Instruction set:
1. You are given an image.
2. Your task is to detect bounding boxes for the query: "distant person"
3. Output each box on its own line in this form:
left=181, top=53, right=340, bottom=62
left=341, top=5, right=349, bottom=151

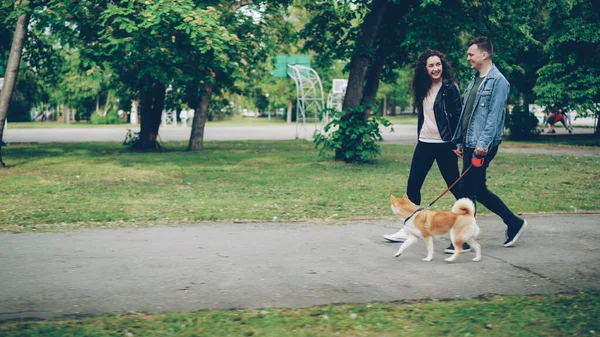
left=542, top=109, right=556, bottom=133
left=553, top=109, right=572, bottom=133
left=450, top=36, right=528, bottom=254
left=383, top=49, right=462, bottom=243
left=564, top=109, right=574, bottom=132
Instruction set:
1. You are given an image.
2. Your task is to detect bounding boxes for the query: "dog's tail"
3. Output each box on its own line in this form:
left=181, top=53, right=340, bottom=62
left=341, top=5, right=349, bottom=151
left=451, top=198, right=475, bottom=216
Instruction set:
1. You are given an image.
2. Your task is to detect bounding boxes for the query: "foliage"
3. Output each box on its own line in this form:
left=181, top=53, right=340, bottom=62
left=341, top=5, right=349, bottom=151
left=314, top=105, right=393, bottom=163
left=506, top=105, right=540, bottom=140
left=533, top=0, right=600, bottom=134
left=89, top=109, right=123, bottom=125
left=123, top=128, right=140, bottom=147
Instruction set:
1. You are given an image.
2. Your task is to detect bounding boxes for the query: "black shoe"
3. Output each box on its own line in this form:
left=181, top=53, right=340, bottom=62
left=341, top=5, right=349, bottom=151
left=444, top=243, right=472, bottom=254
left=504, top=219, right=528, bottom=247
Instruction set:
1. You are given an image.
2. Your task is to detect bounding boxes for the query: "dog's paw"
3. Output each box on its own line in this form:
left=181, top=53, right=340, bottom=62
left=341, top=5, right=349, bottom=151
left=472, top=257, right=481, bottom=262
left=444, top=257, right=456, bottom=263
left=394, top=253, right=401, bottom=258
left=422, top=257, right=433, bottom=262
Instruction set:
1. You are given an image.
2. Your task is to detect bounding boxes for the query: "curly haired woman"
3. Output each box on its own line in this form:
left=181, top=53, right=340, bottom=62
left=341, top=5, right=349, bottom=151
left=384, top=49, right=463, bottom=243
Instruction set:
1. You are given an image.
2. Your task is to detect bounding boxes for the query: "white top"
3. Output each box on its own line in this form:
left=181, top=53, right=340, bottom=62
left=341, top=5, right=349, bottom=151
left=419, top=82, right=446, bottom=143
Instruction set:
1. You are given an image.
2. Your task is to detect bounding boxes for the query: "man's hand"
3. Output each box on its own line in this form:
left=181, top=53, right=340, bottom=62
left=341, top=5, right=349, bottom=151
left=474, top=147, right=488, bottom=156
left=453, top=147, right=464, bottom=159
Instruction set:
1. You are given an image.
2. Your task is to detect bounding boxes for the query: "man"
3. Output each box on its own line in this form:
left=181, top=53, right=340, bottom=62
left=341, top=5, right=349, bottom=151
left=449, top=36, right=527, bottom=254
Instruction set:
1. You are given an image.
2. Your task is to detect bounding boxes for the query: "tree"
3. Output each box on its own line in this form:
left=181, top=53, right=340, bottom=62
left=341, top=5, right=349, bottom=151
left=534, top=0, right=600, bottom=136
left=0, top=0, right=30, bottom=168
left=305, top=0, right=546, bottom=161
left=186, top=1, right=293, bottom=151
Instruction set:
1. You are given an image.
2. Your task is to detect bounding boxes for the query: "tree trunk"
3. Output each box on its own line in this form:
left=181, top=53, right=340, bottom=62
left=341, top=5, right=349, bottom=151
left=102, top=91, right=111, bottom=117
left=188, top=82, right=214, bottom=151
left=361, top=43, right=389, bottom=118
left=287, top=99, right=293, bottom=124
left=65, top=105, right=71, bottom=125
left=96, top=95, right=100, bottom=115
left=0, top=6, right=29, bottom=168
left=522, top=92, right=530, bottom=114
left=130, top=99, right=139, bottom=124
left=137, top=79, right=165, bottom=150
left=342, top=0, right=388, bottom=112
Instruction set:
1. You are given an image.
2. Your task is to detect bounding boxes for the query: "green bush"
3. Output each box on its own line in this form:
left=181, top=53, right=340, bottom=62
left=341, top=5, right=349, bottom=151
left=314, top=104, right=393, bottom=163
left=106, top=109, right=122, bottom=124
left=506, top=106, right=540, bottom=140
left=90, top=113, right=108, bottom=124
left=7, top=100, right=31, bottom=122
left=90, top=109, right=123, bottom=125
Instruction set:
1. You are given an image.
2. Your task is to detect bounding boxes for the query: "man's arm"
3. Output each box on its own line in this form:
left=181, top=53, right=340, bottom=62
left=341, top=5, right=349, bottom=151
left=475, top=78, right=509, bottom=151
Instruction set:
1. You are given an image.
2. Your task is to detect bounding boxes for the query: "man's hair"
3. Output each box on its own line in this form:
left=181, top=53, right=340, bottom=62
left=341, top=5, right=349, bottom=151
left=468, top=36, right=493, bottom=59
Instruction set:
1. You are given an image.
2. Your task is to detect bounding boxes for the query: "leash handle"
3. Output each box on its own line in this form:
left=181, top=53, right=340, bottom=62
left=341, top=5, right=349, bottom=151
left=471, top=153, right=485, bottom=168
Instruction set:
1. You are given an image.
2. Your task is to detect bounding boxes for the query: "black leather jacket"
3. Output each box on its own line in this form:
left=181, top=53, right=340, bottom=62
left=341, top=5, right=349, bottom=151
left=416, top=79, right=461, bottom=142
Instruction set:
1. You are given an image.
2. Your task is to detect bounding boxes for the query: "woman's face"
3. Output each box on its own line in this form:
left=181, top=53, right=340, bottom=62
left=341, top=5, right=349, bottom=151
left=426, top=56, right=443, bottom=82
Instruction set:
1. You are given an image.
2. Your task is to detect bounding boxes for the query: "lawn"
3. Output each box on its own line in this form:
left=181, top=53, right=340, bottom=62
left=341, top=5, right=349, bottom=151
left=1, top=290, right=598, bottom=336
left=6, top=114, right=420, bottom=129
left=0, top=140, right=598, bottom=232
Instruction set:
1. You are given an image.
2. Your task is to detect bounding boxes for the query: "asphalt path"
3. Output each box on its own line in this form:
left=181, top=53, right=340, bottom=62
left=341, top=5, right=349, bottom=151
left=1, top=214, right=599, bottom=321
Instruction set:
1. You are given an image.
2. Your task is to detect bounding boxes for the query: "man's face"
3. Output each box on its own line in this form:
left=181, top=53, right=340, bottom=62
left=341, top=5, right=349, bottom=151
left=467, top=44, right=486, bottom=71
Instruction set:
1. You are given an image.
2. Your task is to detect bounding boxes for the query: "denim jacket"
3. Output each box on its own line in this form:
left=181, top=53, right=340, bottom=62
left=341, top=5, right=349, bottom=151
left=452, top=65, right=509, bottom=150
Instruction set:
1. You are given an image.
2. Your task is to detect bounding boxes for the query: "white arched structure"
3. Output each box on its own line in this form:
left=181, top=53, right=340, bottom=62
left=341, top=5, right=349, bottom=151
left=287, top=65, right=324, bottom=138
left=326, top=79, right=348, bottom=125
left=161, top=109, right=177, bottom=127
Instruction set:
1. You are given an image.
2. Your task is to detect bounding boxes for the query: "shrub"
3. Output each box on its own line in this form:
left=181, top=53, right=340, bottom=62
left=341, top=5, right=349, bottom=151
left=506, top=105, right=540, bottom=140
left=90, top=113, right=108, bottom=124
left=313, top=104, right=393, bottom=163
left=90, top=109, right=123, bottom=125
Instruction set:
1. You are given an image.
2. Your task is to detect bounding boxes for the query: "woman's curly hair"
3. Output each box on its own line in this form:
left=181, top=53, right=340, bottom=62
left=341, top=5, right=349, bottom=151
left=412, top=49, right=457, bottom=107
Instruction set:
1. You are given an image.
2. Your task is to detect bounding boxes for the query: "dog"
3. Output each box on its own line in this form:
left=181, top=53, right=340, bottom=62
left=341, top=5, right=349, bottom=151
left=390, top=194, right=481, bottom=262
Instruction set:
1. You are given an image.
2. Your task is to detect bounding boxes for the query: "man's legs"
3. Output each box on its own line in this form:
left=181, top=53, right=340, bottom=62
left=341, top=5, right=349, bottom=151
left=458, top=147, right=527, bottom=246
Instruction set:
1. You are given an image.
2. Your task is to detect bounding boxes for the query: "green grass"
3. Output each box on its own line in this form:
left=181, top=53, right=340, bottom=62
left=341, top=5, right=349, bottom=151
left=504, top=134, right=600, bottom=147
left=1, top=140, right=598, bottom=232
left=386, top=114, right=419, bottom=125
left=6, top=121, right=131, bottom=128
left=7, top=114, right=419, bottom=129
left=1, top=289, right=598, bottom=336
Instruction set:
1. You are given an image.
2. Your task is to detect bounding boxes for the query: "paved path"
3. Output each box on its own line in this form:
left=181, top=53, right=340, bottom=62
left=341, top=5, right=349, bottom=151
left=1, top=214, right=599, bottom=321
left=5, top=124, right=599, bottom=157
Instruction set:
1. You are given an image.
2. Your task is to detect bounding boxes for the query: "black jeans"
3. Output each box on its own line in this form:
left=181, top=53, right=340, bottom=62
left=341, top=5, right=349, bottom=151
left=458, top=146, right=521, bottom=227
left=406, top=141, right=460, bottom=205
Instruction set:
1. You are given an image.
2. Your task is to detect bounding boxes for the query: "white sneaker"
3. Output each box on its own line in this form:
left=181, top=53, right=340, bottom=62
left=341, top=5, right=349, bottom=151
left=383, top=228, right=408, bottom=242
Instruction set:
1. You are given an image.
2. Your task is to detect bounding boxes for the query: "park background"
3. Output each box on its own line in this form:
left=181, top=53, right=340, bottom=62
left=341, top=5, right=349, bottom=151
left=0, top=1, right=599, bottom=336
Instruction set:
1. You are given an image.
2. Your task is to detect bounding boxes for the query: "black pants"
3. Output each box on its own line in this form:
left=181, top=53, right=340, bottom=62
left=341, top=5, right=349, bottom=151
left=458, top=146, right=520, bottom=227
left=406, top=141, right=460, bottom=205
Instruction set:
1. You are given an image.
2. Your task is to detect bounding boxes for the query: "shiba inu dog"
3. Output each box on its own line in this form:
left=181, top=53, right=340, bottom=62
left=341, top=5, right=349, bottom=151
left=390, top=194, right=481, bottom=262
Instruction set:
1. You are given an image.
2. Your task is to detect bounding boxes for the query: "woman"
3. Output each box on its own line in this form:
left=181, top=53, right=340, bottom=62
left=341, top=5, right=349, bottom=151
left=384, top=49, right=462, bottom=242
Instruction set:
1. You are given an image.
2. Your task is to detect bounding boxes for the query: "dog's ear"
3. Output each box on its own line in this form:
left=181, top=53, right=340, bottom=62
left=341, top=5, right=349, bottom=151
left=402, top=193, right=409, bottom=200
left=390, top=195, right=396, bottom=202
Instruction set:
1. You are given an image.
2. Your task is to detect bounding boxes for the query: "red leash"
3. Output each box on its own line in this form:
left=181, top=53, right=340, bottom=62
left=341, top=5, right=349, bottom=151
left=425, top=154, right=485, bottom=208
left=426, top=164, right=472, bottom=208
left=403, top=155, right=484, bottom=224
